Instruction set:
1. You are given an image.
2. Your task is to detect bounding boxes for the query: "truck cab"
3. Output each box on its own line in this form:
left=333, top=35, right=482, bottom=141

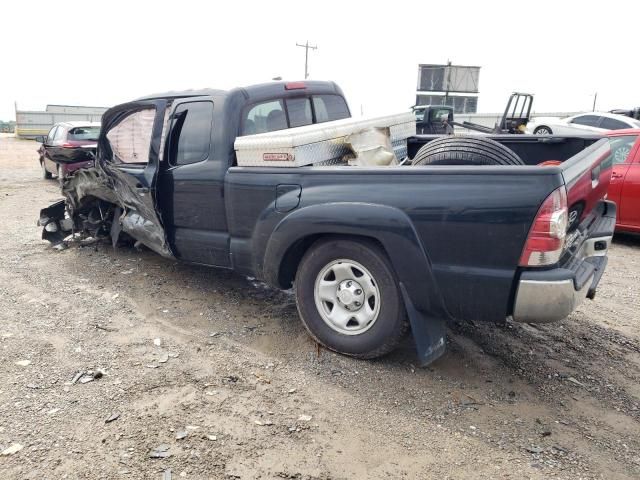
left=87, top=81, right=351, bottom=261
left=412, top=105, right=454, bottom=134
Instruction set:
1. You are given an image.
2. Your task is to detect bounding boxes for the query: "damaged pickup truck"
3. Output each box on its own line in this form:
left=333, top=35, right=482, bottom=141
left=39, top=80, right=616, bottom=366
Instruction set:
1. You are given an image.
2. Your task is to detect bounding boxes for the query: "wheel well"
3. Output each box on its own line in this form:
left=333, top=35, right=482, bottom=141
left=277, top=233, right=387, bottom=289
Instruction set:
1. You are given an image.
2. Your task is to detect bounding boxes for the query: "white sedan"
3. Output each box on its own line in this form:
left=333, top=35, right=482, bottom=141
left=526, top=112, right=640, bottom=135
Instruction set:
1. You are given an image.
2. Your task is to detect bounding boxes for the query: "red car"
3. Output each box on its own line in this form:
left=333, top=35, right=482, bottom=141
left=36, top=122, right=100, bottom=184
left=607, top=129, right=640, bottom=233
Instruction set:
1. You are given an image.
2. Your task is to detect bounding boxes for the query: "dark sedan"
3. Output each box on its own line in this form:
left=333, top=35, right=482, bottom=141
left=36, top=122, right=100, bottom=183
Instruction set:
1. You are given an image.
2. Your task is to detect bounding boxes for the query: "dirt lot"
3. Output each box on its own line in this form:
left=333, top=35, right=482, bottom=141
left=1, top=133, right=639, bottom=479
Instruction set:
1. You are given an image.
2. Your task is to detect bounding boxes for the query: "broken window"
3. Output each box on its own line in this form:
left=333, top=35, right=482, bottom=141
left=106, top=108, right=156, bottom=164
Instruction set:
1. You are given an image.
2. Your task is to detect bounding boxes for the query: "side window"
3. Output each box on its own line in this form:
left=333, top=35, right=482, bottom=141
left=106, top=108, right=156, bottom=164
left=46, top=126, right=58, bottom=143
left=600, top=117, right=630, bottom=131
left=286, top=97, right=312, bottom=128
left=242, top=100, right=286, bottom=135
left=169, top=101, right=214, bottom=166
left=53, top=126, right=66, bottom=143
left=570, top=115, right=600, bottom=127
left=312, top=95, right=350, bottom=123
left=607, top=135, right=638, bottom=166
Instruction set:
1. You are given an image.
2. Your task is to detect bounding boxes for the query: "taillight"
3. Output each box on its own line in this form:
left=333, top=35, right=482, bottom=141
left=61, top=143, right=77, bottom=148
left=285, top=82, right=306, bottom=90
left=519, top=187, right=568, bottom=266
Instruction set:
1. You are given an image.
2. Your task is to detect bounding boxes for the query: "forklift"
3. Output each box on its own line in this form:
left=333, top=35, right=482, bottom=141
left=413, top=92, right=534, bottom=135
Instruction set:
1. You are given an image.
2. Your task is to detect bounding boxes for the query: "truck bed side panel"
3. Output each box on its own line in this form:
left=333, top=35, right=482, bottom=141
left=225, top=167, right=563, bottom=322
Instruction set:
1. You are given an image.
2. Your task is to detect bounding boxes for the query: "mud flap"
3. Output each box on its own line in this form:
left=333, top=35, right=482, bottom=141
left=400, top=283, right=447, bottom=367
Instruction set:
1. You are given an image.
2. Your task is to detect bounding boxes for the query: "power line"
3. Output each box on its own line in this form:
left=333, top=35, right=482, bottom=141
left=296, top=41, right=317, bottom=79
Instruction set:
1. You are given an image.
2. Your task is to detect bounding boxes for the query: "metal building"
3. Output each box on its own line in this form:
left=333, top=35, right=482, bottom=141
left=15, top=104, right=108, bottom=138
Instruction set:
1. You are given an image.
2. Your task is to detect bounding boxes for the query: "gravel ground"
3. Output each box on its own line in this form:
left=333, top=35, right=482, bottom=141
left=1, top=133, right=639, bottom=479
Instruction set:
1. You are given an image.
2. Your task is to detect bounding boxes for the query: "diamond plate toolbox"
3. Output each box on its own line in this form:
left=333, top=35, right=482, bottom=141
left=234, top=112, right=416, bottom=167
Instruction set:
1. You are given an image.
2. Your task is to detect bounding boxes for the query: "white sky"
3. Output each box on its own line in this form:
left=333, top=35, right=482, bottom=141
left=1, top=0, right=639, bottom=121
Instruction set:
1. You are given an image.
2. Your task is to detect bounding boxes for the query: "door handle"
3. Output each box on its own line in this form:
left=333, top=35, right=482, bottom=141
left=611, top=173, right=624, bottom=179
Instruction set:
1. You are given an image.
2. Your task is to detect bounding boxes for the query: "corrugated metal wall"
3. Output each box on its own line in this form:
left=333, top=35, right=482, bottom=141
left=15, top=105, right=108, bottom=138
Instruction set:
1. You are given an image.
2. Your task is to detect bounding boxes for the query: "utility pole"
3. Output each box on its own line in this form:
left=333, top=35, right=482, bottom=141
left=592, top=92, right=598, bottom=112
left=444, top=60, right=452, bottom=107
left=296, top=41, right=317, bottom=79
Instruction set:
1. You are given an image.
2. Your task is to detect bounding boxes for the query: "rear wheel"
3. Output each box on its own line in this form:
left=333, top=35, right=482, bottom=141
left=534, top=126, right=553, bottom=135
left=40, top=158, right=52, bottom=179
left=412, top=136, right=524, bottom=166
left=295, top=238, right=407, bottom=359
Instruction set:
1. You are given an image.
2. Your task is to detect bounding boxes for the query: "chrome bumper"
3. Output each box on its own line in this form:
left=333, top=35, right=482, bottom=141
left=512, top=235, right=612, bottom=323
left=513, top=276, right=592, bottom=323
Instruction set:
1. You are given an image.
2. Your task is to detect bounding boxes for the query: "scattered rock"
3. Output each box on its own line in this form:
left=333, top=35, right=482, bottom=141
left=176, top=430, right=188, bottom=440
left=149, top=444, right=171, bottom=459
left=15, top=360, right=31, bottom=367
left=206, top=435, right=218, bottom=441
left=1, top=443, right=24, bottom=455
left=105, top=413, right=120, bottom=423
left=163, top=468, right=172, bottom=480
left=297, top=414, right=312, bottom=422
left=158, top=353, right=169, bottom=364
left=154, top=338, right=162, bottom=347
left=567, top=377, right=586, bottom=388
left=526, top=445, right=544, bottom=454
left=71, top=371, right=84, bottom=384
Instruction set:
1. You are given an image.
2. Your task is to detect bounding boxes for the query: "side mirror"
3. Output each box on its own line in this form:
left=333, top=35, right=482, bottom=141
left=34, top=136, right=45, bottom=144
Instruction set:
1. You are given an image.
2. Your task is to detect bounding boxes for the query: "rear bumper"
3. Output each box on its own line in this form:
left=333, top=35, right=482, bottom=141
left=512, top=201, right=615, bottom=323
left=60, top=160, right=94, bottom=175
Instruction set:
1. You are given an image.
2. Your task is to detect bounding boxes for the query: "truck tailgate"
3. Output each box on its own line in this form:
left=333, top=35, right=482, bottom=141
left=560, top=138, right=611, bottom=232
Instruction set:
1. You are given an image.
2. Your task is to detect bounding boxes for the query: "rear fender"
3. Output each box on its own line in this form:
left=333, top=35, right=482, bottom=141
left=263, top=202, right=450, bottom=320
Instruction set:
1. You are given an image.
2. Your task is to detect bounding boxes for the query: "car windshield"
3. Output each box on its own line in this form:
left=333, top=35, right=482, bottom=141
left=68, top=126, right=100, bottom=141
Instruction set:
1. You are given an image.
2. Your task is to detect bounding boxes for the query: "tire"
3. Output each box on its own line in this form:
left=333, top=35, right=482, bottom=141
left=295, top=238, right=407, bottom=359
left=40, top=158, right=52, bottom=179
left=412, top=136, right=524, bottom=166
left=534, top=126, right=553, bottom=135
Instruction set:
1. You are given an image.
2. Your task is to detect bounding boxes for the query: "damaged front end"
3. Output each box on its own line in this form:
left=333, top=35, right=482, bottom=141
left=38, top=99, right=173, bottom=258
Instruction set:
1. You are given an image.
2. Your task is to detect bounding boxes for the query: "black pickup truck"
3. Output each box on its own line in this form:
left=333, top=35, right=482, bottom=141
left=39, top=81, right=616, bottom=365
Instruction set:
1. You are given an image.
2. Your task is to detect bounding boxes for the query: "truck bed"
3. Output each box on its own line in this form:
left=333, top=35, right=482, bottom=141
left=226, top=136, right=612, bottom=323
left=407, top=134, right=602, bottom=165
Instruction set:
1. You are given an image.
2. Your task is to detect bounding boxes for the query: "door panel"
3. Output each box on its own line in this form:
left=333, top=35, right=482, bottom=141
left=99, top=99, right=171, bottom=256
left=606, top=135, right=639, bottom=229
left=619, top=164, right=640, bottom=228
left=157, top=99, right=231, bottom=267
left=609, top=164, right=629, bottom=207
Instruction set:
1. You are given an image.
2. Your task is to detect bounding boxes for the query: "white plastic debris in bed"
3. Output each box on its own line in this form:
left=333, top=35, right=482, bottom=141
left=234, top=111, right=416, bottom=167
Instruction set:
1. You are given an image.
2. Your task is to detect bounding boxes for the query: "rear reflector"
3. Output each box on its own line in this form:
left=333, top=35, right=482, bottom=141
left=285, top=82, right=306, bottom=90
left=519, top=187, right=568, bottom=266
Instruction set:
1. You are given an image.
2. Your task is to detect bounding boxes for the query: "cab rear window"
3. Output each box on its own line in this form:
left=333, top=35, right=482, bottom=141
left=241, top=94, right=350, bottom=136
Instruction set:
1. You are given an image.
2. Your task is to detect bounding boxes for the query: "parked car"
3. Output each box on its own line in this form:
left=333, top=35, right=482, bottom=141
left=38, top=81, right=614, bottom=366
left=35, top=122, right=100, bottom=183
left=527, top=112, right=640, bottom=135
left=606, top=129, right=640, bottom=233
